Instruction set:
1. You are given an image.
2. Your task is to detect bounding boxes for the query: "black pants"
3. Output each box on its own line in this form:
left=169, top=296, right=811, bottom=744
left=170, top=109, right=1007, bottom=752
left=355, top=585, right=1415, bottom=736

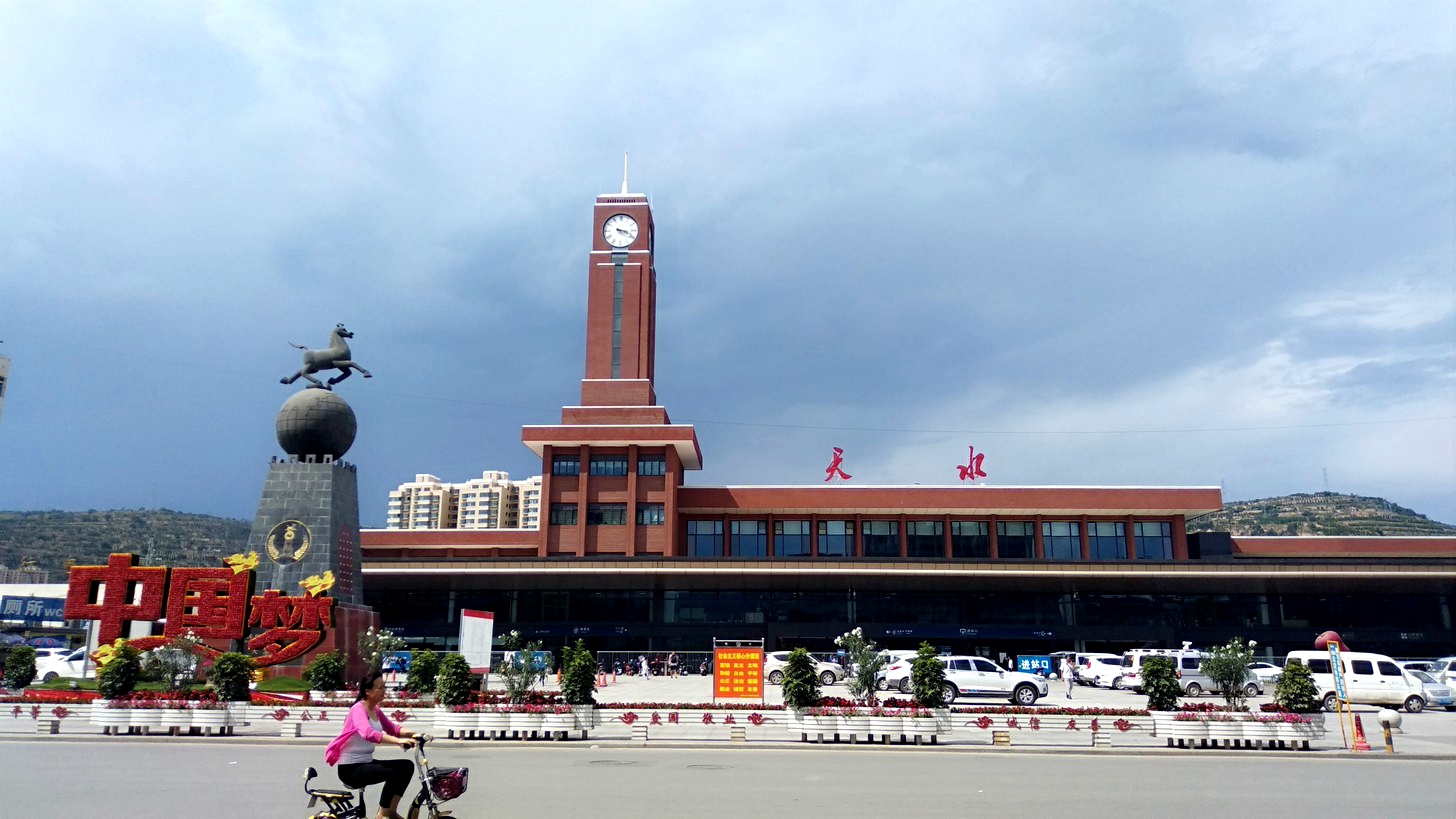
left=338, top=758, right=413, bottom=809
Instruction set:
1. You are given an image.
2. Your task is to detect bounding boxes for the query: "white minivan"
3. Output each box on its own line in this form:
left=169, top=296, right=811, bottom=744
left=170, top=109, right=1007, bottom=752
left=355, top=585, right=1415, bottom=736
left=1285, top=650, right=1428, bottom=713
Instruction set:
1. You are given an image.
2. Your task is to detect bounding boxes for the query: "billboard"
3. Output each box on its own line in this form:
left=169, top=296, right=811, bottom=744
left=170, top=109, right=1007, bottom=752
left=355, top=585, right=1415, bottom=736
left=459, top=609, right=495, bottom=674
left=0, top=596, right=66, bottom=624
left=713, top=647, right=764, bottom=700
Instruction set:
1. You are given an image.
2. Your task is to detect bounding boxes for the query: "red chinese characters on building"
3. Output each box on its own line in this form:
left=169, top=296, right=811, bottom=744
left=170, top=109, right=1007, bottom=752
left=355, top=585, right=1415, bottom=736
left=824, top=447, right=852, bottom=482
left=63, top=554, right=168, bottom=644
left=956, top=445, right=987, bottom=482
left=247, top=589, right=336, bottom=665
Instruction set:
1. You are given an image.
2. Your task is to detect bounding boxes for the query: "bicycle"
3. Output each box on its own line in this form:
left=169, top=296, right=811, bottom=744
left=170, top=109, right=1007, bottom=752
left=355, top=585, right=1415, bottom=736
left=304, top=734, right=469, bottom=819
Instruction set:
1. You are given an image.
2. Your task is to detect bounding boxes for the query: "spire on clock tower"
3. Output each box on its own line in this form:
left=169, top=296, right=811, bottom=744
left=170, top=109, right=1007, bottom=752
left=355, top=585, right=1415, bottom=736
left=621, top=152, right=629, bottom=195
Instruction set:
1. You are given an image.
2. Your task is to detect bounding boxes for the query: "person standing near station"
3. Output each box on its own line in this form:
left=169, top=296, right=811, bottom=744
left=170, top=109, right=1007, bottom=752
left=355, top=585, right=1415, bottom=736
left=667, top=651, right=680, bottom=678
left=1060, top=655, right=1075, bottom=699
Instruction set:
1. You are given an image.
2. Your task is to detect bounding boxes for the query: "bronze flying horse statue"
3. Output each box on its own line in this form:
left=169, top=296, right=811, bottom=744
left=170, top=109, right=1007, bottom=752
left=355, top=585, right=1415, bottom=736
left=280, top=323, right=373, bottom=390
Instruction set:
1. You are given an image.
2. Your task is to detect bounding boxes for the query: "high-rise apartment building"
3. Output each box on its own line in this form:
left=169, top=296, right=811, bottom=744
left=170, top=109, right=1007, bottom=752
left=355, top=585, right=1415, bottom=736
left=385, top=471, right=542, bottom=530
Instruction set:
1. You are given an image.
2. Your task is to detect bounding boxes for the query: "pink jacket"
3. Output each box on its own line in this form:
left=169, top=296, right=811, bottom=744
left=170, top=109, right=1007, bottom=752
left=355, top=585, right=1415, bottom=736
left=324, top=701, right=401, bottom=766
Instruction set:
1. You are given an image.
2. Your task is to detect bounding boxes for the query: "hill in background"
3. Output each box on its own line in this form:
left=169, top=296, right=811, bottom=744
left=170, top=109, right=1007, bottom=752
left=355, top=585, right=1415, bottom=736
left=0, top=509, right=250, bottom=580
left=1187, top=492, right=1456, bottom=537
left=0, top=492, right=1450, bottom=579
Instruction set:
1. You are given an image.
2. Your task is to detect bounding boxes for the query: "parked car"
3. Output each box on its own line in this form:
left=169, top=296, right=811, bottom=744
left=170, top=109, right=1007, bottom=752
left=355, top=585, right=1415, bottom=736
left=36, top=648, right=91, bottom=682
left=1077, top=655, right=1125, bottom=687
left=917, top=655, right=1049, bottom=705
left=873, top=650, right=919, bottom=690
left=880, top=657, right=917, bottom=692
left=763, top=651, right=844, bottom=686
left=1247, top=661, right=1284, bottom=684
left=1286, top=650, right=1429, bottom=712
left=1431, top=656, right=1456, bottom=686
left=1408, top=670, right=1456, bottom=711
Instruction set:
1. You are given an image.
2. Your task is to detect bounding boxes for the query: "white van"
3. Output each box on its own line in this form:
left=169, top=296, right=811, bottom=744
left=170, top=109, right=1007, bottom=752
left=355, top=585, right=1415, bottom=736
left=1285, top=650, right=1429, bottom=713
left=1120, top=646, right=1210, bottom=695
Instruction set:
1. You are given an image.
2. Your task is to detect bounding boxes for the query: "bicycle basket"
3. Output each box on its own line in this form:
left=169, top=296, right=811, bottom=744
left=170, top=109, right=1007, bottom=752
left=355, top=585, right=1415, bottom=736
left=427, top=766, right=469, bottom=802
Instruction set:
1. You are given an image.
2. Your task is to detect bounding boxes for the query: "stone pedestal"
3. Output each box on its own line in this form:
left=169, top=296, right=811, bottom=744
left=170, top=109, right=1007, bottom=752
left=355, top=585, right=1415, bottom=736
left=246, top=457, right=363, bottom=605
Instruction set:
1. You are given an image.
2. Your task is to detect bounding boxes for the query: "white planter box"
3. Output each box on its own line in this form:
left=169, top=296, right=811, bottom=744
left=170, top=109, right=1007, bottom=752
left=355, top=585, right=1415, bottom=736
left=91, top=702, right=130, bottom=735
left=129, top=709, right=162, bottom=734
left=542, top=712, right=574, bottom=737
left=477, top=710, right=511, bottom=736
left=509, top=712, right=544, bottom=738
left=433, top=707, right=476, bottom=739
left=159, top=708, right=193, bottom=733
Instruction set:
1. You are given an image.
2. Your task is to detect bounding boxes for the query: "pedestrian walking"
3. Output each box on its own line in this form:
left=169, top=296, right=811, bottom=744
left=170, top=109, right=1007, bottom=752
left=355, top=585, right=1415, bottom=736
left=639, top=654, right=650, bottom=679
left=1060, top=655, right=1075, bottom=699
left=668, top=651, right=680, bottom=678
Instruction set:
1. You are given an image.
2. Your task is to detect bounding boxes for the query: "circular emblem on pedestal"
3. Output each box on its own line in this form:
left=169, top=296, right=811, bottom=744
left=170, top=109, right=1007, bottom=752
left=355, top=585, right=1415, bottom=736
left=265, top=520, right=313, bottom=565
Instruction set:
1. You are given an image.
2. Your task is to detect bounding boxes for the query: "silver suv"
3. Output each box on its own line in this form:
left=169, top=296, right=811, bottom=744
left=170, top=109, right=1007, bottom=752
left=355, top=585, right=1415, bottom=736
left=902, top=655, right=1049, bottom=705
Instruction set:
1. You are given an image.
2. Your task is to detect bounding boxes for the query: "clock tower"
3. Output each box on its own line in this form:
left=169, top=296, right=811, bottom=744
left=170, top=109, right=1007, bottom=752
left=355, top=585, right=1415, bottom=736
left=522, top=177, right=701, bottom=557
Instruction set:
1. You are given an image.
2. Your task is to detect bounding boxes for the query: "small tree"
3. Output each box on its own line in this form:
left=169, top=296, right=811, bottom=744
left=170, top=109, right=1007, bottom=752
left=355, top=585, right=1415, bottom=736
left=1141, top=656, right=1181, bottom=711
left=834, top=627, right=886, bottom=703
left=403, top=650, right=440, bottom=695
left=781, top=648, right=822, bottom=710
left=1275, top=659, right=1321, bottom=713
left=497, top=630, right=550, bottom=704
left=3, top=645, right=37, bottom=689
left=910, top=642, right=947, bottom=708
left=435, top=653, right=474, bottom=707
left=209, top=652, right=257, bottom=701
left=560, top=640, right=598, bottom=706
left=97, top=641, right=143, bottom=699
left=304, top=650, right=347, bottom=692
left=144, top=631, right=202, bottom=690
left=1202, top=637, right=1257, bottom=709
left=357, top=626, right=406, bottom=673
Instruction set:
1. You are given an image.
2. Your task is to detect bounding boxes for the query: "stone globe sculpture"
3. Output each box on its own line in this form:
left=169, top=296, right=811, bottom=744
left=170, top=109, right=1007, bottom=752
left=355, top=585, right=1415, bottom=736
left=276, top=389, right=357, bottom=460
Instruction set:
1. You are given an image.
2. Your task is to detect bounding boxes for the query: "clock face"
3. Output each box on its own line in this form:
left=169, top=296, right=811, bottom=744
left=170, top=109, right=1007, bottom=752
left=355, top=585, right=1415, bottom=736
left=603, top=214, right=639, bottom=247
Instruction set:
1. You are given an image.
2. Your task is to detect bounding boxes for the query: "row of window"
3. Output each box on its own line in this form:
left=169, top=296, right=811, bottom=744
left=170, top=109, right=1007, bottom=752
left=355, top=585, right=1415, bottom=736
left=685, top=519, right=1173, bottom=560
left=551, top=456, right=667, bottom=477
left=550, top=503, right=665, bottom=526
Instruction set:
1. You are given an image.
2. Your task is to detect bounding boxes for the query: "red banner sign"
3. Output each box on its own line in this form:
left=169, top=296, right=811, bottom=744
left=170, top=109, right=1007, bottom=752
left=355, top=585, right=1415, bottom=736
left=713, top=647, right=764, bottom=700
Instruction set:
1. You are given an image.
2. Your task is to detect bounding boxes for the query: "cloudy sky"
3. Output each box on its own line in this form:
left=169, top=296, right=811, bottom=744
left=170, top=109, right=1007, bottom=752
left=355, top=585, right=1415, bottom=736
left=1, top=1, right=1452, bottom=528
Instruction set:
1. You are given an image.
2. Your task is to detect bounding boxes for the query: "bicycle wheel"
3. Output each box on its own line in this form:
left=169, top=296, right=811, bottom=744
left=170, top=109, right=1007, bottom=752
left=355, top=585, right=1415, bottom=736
left=406, top=791, right=437, bottom=819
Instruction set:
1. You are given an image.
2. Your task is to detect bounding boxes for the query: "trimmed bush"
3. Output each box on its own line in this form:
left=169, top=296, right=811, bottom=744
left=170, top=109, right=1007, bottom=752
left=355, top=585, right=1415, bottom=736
left=910, top=642, right=947, bottom=708
left=435, top=653, right=474, bottom=707
left=304, top=650, right=346, bottom=692
left=403, top=650, right=440, bottom=695
left=1275, top=659, right=1321, bottom=713
left=3, top=645, right=37, bottom=689
left=1141, top=656, right=1181, bottom=711
left=560, top=640, right=598, bottom=706
left=209, top=652, right=257, bottom=701
left=781, top=648, right=822, bottom=710
left=97, top=642, right=143, bottom=699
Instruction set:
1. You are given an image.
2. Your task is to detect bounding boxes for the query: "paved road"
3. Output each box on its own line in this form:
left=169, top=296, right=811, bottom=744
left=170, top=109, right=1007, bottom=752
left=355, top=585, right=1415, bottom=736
left=6, top=738, right=1453, bottom=817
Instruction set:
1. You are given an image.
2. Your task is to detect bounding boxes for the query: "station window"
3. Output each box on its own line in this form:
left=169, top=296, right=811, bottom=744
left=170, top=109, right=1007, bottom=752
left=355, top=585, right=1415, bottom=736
left=818, top=520, right=853, bottom=557
left=637, top=457, right=667, bottom=476
left=551, top=456, right=580, bottom=476
left=587, top=504, right=627, bottom=525
left=548, top=503, right=577, bottom=526
left=862, top=520, right=899, bottom=557
left=1089, top=521, right=1126, bottom=560
left=996, top=521, right=1035, bottom=559
left=1134, top=521, right=1173, bottom=560
left=774, top=520, right=811, bottom=557
left=1042, top=521, right=1081, bottom=560
left=687, top=520, right=723, bottom=557
left=951, top=521, right=990, bottom=558
left=636, top=504, right=665, bottom=525
left=906, top=521, right=943, bottom=558
left=730, top=520, right=768, bottom=558
left=589, top=457, right=628, bottom=476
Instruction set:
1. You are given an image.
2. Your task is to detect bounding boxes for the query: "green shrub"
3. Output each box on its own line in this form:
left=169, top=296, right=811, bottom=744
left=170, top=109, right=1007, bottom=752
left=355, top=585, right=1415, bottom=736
left=1275, top=659, right=1321, bottom=713
left=560, top=640, right=598, bottom=706
left=257, top=675, right=311, bottom=692
left=435, top=653, right=474, bottom=707
left=498, top=630, right=550, bottom=704
left=781, top=648, right=821, bottom=710
left=1202, top=637, right=1257, bottom=709
left=304, top=650, right=347, bottom=692
left=1142, top=656, right=1181, bottom=711
left=209, top=652, right=256, bottom=701
left=403, top=650, right=440, bottom=695
left=910, top=642, right=947, bottom=708
left=97, top=642, right=143, bottom=699
left=3, top=645, right=37, bottom=689
left=834, top=627, right=886, bottom=703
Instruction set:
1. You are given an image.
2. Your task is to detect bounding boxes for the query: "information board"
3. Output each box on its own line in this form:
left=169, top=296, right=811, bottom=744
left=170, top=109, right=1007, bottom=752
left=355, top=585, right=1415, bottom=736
left=1329, top=642, right=1347, bottom=701
left=1017, top=655, right=1052, bottom=676
left=713, top=647, right=764, bottom=700
left=0, top=596, right=66, bottom=624
left=459, top=609, right=495, bottom=674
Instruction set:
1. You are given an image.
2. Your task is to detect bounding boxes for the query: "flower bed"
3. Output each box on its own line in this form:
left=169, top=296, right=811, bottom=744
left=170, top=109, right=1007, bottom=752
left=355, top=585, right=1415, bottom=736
left=1155, top=709, right=1326, bottom=749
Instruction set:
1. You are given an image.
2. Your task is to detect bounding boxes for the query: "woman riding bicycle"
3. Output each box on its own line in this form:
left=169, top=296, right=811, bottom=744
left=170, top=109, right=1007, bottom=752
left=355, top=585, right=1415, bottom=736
left=324, top=671, right=422, bottom=819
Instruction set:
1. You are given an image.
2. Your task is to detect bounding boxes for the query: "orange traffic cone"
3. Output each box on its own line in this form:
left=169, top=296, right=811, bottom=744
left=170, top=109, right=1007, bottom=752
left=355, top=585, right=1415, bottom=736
left=1352, top=715, right=1372, bottom=752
